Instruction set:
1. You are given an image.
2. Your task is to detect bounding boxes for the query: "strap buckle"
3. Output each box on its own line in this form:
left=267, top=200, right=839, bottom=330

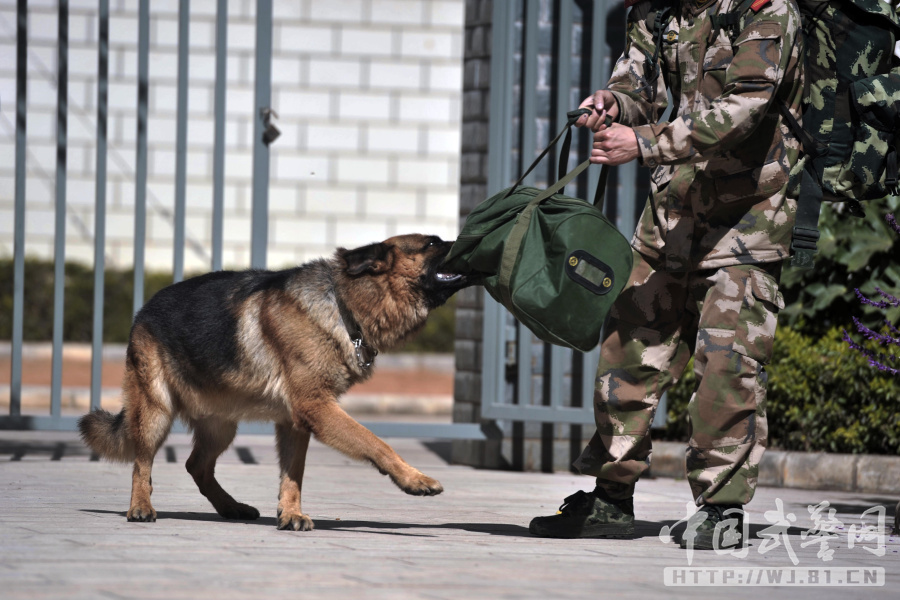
left=790, top=226, right=820, bottom=269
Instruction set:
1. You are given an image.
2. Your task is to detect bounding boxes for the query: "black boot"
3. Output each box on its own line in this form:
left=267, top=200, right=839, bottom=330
left=679, top=504, right=745, bottom=550
left=529, top=488, right=635, bottom=539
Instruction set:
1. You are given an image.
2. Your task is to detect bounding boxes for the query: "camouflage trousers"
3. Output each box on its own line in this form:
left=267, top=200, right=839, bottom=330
left=573, top=250, right=785, bottom=506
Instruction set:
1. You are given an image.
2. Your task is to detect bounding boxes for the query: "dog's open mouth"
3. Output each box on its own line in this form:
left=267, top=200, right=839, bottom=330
left=435, top=272, right=463, bottom=283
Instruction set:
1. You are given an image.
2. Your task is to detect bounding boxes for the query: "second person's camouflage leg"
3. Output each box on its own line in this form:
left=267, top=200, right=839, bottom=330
left=685, top=264, right=783, bottom=506
left=574, top=250, right=695, bottom=500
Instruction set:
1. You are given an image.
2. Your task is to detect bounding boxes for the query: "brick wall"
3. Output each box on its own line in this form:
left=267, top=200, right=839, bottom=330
left=0, top=0, right=464, bottom=271
left=451, top=0, right=497, bottom=468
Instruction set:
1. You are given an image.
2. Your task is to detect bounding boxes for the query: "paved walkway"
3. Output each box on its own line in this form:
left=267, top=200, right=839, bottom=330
left=1, top=430, right=898, bottom=599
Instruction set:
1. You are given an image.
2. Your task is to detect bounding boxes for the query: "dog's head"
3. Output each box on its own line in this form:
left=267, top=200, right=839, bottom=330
left=337, top=234, right=471, bottom=309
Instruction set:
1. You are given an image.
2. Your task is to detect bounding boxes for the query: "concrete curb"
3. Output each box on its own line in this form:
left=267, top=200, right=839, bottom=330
left=650, top=440, right=900, bottom=495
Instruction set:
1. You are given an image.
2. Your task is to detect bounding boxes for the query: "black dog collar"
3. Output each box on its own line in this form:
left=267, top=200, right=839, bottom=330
left=335, top=293, right=378, bottom=370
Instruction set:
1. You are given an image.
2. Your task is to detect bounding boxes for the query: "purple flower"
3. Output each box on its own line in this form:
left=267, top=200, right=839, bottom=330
left=843, top=214, right=900, bottom=377
left=887, top=213, right=899, bottom=236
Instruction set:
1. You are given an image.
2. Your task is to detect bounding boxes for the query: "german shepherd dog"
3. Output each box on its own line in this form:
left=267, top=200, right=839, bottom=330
left=79, top=234, right=469, bottom=531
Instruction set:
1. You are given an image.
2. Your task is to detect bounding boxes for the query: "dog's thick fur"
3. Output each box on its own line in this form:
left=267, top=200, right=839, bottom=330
left=79, top=234, right=468, bottom=531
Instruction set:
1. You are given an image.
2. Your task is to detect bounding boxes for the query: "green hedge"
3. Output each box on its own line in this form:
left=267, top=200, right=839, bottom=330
left=660, top=326, right=900, bottom=454
left=0, top=259, right=173, bottom=344
left=0, top=258, right=455, bottom=352
left=779, top=198, right=900, bottom=336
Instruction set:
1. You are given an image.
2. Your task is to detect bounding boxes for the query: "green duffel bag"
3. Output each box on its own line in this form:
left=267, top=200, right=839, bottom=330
left=444, top=110, right=634, bottom=352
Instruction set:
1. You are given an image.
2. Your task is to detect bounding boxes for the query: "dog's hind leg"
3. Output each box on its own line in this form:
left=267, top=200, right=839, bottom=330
left=186, top=417, right=260, bottom=520
left=124, top=368, right=175, bottom=522
left=274, top=422, right=314, bottom=531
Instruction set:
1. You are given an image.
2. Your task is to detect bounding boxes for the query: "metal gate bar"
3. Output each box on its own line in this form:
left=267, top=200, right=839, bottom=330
left=89, top=0, right=109, bottom=412
left=251, top=0, right=273, bottom=270
left=133, top=0, right=150, bottom=317
left=515, top=0, right=539, bottom=410
left=211, top=0, right=228, bottom=272
left=11, top=0, right=27, bottom=418
left=50, top=0, right=69, bottom=420
left=0, top=414, right=486, bottom=440
left=550, top=0, right=573, bottom=419
left=174, top=0, right=191, bottom=283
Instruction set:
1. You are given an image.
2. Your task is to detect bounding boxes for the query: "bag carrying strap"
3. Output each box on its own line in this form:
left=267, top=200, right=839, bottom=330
left=504, top=108, right=591, bottom=199
left=638, top=1, right=675, bottom=102
left=790, top=163, right=822, bottom=269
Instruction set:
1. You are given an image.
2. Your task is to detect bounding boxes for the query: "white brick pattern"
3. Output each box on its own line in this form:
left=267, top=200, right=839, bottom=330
left=0, top=0, right=463, bottom=272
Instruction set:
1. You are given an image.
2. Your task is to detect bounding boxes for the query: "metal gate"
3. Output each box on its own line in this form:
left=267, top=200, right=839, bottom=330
left=2, top=0, right=485, bottom=441
left=476, top=0, right=664, bottom=467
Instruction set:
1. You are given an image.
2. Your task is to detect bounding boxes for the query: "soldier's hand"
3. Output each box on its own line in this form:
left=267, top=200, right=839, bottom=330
left=576, top=90, right=619, bottom=131
left=591, top=124, right=639, bottom=166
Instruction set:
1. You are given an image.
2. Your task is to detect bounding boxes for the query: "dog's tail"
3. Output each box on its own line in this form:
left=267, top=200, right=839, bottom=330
left=78, top=409, right=135, bottom=462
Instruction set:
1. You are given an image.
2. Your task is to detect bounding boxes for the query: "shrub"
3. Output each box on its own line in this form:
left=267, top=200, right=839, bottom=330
left=661, top=325, right=900, bottom=454
left=396, top=297, right=457, bottom=353
left=0, top=258, right=172, bottom=343
left=779, top=197, right=900, bottom=337
left=662, top=206, right=900, bottom=454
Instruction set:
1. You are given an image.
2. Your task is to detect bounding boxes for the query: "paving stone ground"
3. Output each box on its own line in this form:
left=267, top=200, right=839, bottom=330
left=1, top=430, right=898, bottom=600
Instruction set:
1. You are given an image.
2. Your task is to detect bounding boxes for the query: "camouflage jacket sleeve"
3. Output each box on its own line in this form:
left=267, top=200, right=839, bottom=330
left=606, top=3, right=670, bottom=127
left=613, top=1, right=802, bottom=167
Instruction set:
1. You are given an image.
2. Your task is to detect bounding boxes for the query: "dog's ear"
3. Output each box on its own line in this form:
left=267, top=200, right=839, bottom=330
left=339, top=242, right=393, bottom=276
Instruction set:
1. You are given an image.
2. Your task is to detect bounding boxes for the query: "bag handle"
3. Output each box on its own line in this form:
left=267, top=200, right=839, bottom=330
left=504, top=108, right=611, bottom=211
left=502, top=108, right=592, bottom=200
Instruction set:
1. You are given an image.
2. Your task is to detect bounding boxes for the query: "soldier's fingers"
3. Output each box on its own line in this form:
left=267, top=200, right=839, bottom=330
left=576, top=96, right=594, bottom=127
left=589, top=151, right=611, bottom=165
left=591, top=90, right=608, bottom=113
left=580, top=112, right=597, bottom=130
left=587, top=110, right=610, bottom=133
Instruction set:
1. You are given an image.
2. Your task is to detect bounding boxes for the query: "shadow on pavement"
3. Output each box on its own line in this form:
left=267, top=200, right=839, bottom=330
left=1, top=440, right=94, bottom=460
left=80, top=508, right=531, bottom=537
left=421, top=441, right=452, bottom=463
left=647, top=519, right=816, bottom=545
left=83, top=510, right=874, bottom=543
left=315, top=520, right=530, bottom=537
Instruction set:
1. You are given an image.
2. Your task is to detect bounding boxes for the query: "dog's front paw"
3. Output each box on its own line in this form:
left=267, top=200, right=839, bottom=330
left=127, top=503, right=157, bottom=522
left=396, top=471, right=443, bottom=496
left=217, top=501, right=260, bottom=521
left=277, top=509, right=315, bottom=531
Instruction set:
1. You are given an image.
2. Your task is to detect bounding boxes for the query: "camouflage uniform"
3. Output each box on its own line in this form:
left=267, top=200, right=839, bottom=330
left=795, top=0, right=900, bottom=204
left=572, top=0, right=804, bottom=506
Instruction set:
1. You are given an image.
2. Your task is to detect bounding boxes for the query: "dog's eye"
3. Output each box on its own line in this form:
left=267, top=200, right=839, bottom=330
left=424, top=237, right=441, bottom=249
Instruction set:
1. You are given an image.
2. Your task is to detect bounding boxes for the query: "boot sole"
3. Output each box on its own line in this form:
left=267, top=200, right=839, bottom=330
left=679, top=534, right=743, bottom=550
left=529, top=522, right=635, bottom=539
left=581, top=523, right=635, bottom=539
